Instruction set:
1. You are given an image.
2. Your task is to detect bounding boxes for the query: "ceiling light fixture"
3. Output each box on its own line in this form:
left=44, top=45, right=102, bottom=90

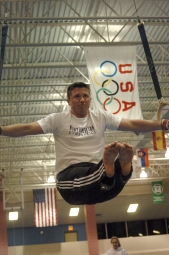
left=127, top=204, right=138, bottom=213
left=9, top=211, right=18, bottom=221
left=47, top=175, right=55, bottom=183
left=69, top=208, right=79, bottom=216
left=140, top=168, right=147, bottom=178
left=153, top=230, right=160, bottom=234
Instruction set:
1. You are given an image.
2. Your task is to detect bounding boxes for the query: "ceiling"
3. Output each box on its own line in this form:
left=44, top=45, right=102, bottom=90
left=0, top=0, right=168, bottom=228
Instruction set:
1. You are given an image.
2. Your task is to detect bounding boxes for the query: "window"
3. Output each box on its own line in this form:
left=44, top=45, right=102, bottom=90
left=166, top=218, right=169, bottom=234
left=147, top=219, right=166, bottom=235
left=97, top=218, right=167, bottom=240
left=127, top=220, right=147, bottom=237
left=107, top=222, right=126, bottom=238
left=97, top=223, right=106, bottom=239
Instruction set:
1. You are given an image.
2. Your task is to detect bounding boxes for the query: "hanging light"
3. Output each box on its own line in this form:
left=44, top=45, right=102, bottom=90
left=140, top=168, right=147, bottom=178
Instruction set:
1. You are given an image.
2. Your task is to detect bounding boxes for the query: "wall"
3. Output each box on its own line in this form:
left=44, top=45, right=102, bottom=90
left=100, top=235, right=169, bottom=255
left=8, top=234, right=169, bottom=255
left=8, top=224, right=86, bottom=246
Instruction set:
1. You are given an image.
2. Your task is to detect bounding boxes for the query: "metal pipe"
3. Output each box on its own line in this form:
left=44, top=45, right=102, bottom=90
left=2, top=61, right=169, bottom=69
left=0, top=16, right=168, bottom=22
left=5, top=41, right=169, bottom=48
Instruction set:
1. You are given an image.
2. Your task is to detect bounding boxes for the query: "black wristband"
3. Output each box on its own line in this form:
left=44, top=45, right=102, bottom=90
left=0, top=127, right=2, bottom=135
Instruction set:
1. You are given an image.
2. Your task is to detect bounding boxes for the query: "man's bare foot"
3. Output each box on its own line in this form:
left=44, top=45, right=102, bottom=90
left=118, top=142, right=134, bottom=176
left=103, top=142, right=121, bottom=177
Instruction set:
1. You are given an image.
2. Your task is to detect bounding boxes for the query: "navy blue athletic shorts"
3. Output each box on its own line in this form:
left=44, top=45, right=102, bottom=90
left=56, top=159, right=132, bottom=205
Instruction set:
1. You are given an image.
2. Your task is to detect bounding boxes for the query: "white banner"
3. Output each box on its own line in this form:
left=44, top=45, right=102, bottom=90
left=84, top=46, right=142, bottom=119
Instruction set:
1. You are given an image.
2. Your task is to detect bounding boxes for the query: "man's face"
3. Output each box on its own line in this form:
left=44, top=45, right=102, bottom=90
left=67, top=87, right=91, bottom=118
left=111, top=239, right=119, bottom=250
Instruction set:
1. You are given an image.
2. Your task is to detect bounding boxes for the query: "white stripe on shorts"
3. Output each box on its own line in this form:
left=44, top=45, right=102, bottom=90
left=56, top=163, right=105, bottom=190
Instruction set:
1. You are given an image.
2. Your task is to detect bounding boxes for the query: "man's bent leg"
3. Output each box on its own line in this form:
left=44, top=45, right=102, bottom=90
left=103, top=142, right=121, bottom=177
left=118, top=142, right=134, bottom=176
left=87, top=158, right=132, bottom=204
left=56, top=161, right=107, bottom=205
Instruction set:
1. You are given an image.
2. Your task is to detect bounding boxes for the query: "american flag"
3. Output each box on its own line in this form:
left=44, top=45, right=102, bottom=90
left=33, top=188, right=58, bottom=227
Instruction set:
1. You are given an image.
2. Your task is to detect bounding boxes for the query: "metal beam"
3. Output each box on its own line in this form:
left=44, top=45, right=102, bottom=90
left=0, top=99, right=65, bottom=103
left=0, top=16, right=168, bottom=22
left=1, top=97, right=169, bottom=104
left=5, top=42, right=169, bottom=48
left=0, top=76, right=168, bottom=86
left=2, top=61, right=169, bottom=69
left=5, top=21, right=169, bottom=28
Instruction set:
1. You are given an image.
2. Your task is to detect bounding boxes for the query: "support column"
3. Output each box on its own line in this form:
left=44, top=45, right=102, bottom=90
left=84, top=204, right=99, bottom=255
left=0, top=191, right=8, bottom=255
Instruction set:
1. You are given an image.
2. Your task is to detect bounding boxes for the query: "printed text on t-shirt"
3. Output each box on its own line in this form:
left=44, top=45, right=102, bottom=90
left=69, top=125, right=96, bottom=136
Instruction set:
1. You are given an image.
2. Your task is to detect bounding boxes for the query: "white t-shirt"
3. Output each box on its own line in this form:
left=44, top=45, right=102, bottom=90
left=37, top=109, right=121, bottom=173
left=106, top=247, right=128, bottom=255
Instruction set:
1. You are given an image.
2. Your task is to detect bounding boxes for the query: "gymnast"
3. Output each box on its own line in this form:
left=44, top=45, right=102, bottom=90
left=1, top=82, right=168, bottom=204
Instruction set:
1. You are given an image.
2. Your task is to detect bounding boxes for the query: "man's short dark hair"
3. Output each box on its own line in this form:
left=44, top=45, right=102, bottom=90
left=67, top=82, right=90, bottom=99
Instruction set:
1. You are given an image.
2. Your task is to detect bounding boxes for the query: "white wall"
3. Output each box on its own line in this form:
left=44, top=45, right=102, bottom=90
left=8, top=234, right=169, bottom=255
left=99, top=235, right=169, bottom=255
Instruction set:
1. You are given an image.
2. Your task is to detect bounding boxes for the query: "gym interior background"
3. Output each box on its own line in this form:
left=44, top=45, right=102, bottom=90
left=0, top=0, right=168, bottom=254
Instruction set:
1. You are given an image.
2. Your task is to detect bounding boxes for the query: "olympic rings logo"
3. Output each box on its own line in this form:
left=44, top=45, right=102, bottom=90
left=93, top=60, right=135, bottom=114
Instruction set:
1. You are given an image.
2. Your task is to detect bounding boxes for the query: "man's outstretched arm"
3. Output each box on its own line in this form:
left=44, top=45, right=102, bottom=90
left=118, top=118, right=169, bottom=133
left=0, top=122, right=44, bottom=137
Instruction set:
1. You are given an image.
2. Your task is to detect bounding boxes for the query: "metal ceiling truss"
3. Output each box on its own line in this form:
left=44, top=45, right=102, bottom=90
left=2, top=168, right=24, bottom=210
